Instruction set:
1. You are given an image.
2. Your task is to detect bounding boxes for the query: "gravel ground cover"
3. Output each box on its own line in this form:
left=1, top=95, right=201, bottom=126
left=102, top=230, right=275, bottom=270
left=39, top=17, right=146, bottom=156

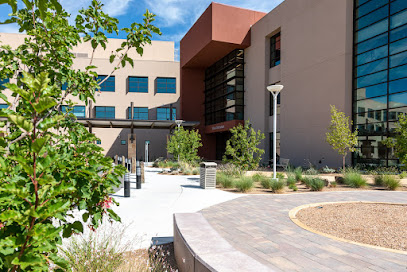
left=296, top=203, right=407, bottom=251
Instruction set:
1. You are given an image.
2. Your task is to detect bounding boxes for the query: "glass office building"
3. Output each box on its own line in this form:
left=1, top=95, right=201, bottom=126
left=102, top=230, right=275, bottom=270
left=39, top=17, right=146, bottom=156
left=353, top=0, right=407, bottom=166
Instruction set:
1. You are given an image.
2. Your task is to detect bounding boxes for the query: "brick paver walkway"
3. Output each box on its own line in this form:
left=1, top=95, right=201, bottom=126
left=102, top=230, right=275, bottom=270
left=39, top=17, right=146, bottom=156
left=201, top=191, right=407, bottom=271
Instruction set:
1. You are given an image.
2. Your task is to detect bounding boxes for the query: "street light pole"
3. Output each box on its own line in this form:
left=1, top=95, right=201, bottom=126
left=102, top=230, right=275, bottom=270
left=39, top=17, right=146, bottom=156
left=175, top=120, right=184, bottom=162
left=267, top=85, right=284, bottom=180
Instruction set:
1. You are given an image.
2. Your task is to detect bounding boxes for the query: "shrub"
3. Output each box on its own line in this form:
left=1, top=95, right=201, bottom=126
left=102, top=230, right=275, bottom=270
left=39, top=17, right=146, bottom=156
left=304, top=168, right=319, bottom=175
left=192, top=168, right=199, bottom=175
left=301, top=176, right=313, bottom=188
left=309, top=178, right=325, bottom=191
left=294, top=167, right=303, bottom=181
left=218, top=163, right=243, bottom=178
left=330, top=181, right=337, bottom=188
left=400, top=171, right=407, bottom=179
left=260, top=178, right=272, bottom=189
left=252, top=173, right=267, bottom=183
left=321, top=166, right=336, bottom=174
left=270, top=179, right=285, bottom=193
left=382, top=175, right=401, bottom=190
left=216, top=172, right=235, bottom=188
left=344, top=172, right=367, bottom=188
left=235, top=176, right=254, bottom=192
left=276, top=172, right=285, bottom=179
left=374, top=175, right=385, bottom=186
left=183, top=170, right=192, bottom=175
left=288, top=184, right=298, bottom=191
left=286, top=175, right=297, bottom=187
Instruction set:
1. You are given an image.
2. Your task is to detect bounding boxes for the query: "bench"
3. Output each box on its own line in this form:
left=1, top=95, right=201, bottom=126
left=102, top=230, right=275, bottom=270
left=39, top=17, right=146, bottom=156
left=269, top=158, right=290, bottom=170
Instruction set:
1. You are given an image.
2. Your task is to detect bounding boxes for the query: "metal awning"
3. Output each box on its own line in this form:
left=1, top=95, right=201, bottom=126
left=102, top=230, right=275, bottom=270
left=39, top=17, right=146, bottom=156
left=77, top=118, right=199, bottom=129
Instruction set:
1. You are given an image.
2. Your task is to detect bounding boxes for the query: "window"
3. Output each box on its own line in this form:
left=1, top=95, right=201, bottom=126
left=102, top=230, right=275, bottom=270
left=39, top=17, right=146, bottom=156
left=156, top=78, right=176, bottom=93
left=0, top=104, right=8, bottom=109
left=157, top=108, right=176, bottom=120
left=61, top=105, right=86, bottom=118
left=128, top=107, right=148, bottom=120
left=128, top=77, right=148, bottom=93
left=95, top=106, right=115, bottom=119
left=269, top=92, right=281, bottom=116
left=121, top=140, right=126, bottom=145
left=0, top=78, right=9, bottom=88
left=270, top=32, right=281, bottom=68
left=96, top=140, right=101, bottom=145
left=97, top=75, right=115, bottom=92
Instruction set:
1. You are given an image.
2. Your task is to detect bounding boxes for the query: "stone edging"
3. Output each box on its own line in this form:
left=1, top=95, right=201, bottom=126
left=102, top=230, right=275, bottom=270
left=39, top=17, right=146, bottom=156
left=289, top=201, right=407, bottom=256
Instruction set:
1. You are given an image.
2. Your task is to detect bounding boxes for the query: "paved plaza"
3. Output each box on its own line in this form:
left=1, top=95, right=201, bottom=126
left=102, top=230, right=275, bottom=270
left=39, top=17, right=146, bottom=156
left=201, top=191, right=407, bottom=271
left=111, top=167, right=242, bottom=249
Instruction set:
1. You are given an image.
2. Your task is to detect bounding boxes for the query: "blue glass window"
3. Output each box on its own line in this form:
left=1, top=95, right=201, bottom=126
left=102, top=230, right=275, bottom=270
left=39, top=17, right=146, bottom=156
left=357, top=33, right=388, bottom=54
left=156, top=78, right=176, bottom=94
left=128, top=107, right=148, bottom=120
left=390, top=77, right=407, bottom=93
left=391, top=0, right=407, bottom=15
left=157, top=108, right=176, bottom=120
left=356, top=83, right=388, bottom=100
left=357, top=70, right=388, bottom=88
left=357, top=58, right=388, bottom=77
left=391, top=9, right=407, bottom=29
left=61, top=105, right=86, bottom=118
left=0, top=78, right=9, bottom=88
left=356, top=19, right=388, bottom=43
left=356, top=6, right=388, bottom=30
left=356, top=0, right=370, bottom=7
left=0, top=104, right=8, bottom=109
left=389, top=63, right=407, bottom=81
left=97, top=75, right=115, bottom=92
left=389, top=92, right=407, bottom=108
left=356, top=0, right=388, bottom=18
left=95, top=106, right=115, bottom=119
left=390, top=51, right=407, bottom=68
left=390, top=37, right=407, bottom=55
left=357, top=45, right=388, bottom=66
left=128, top=77, right=148, bottom=93
left=390, top=24, right=407, bottom=42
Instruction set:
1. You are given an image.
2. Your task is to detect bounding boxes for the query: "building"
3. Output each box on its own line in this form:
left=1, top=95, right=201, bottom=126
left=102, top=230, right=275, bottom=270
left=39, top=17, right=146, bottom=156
left=0, top=33, right=191, bottom=161
left=180, top=0, right=407, bottom=168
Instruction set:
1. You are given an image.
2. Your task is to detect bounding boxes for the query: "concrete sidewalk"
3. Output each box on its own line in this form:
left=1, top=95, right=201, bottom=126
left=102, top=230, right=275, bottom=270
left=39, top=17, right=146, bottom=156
left=110, top=167, right=242, bottom=249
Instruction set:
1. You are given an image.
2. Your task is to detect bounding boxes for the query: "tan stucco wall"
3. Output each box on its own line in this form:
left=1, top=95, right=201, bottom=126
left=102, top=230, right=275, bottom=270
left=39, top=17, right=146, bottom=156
left=245, top=0, right=354, bottom=168
left=0, top=33, right=179, bottom=160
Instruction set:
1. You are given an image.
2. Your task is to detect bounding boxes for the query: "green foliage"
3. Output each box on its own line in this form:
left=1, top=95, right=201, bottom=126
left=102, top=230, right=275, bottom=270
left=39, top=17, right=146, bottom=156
left=384, top=114, right=407, bottom=167
left=270, top=179, right=285, bottom=193
left=374, top=175, right=385, bottom=186
left=252, top=173, right=267, bottom=183
left=235, top=176, right=254, bottom=192
left=260, top=178, right=271, bottom=189
left=400, top=171, right=407, bottom=179
left=276, top=172, right=285, bottom=179
left=344, top=172, right=367, bottom=188
left=192, top=169, right=199, bottom=175
left=167, top=126, right=202, bottom=163
left=292, top=167, right=303, bottom=181
left=223, top=120, right=265, bottom=171
left=288, top=183, right=298, bottom=191
left=321, top=166, right=336, bottom=174
left=383, top=176, right=401, bottom=190
left=218, top=164, right=243, bottom=178
left=330, top=182, right=337, bottom=188
left=216, top=172, right=235, bottom=188
left=308, top=178, right=325, bottom=191
left=286, top=175, right=296, bottom=187
left=304, top=168, right=319, bottom=175
left=0, top=1, right=159, bottom=270
left=326, top=105, right=358, bottom=170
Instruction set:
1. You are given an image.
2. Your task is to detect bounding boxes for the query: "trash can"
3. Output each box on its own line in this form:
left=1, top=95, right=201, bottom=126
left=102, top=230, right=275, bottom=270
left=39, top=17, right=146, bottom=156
left=200, top=162, right=217, bottom=189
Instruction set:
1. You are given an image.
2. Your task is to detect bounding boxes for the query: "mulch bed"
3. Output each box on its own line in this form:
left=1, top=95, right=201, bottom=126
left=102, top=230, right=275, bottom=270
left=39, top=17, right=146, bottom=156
left=296, top=203, right=407, bottom=251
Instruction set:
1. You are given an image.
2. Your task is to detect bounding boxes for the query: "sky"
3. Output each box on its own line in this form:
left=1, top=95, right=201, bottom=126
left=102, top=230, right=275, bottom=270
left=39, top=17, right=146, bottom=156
left=0, top=0, right=285, bottom=60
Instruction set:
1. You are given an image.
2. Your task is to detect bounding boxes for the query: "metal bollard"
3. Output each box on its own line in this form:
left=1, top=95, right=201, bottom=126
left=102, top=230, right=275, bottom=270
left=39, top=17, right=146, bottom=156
left=136, top=161, right=142, bottom=189
left=124, top=173, right=130, bottom=197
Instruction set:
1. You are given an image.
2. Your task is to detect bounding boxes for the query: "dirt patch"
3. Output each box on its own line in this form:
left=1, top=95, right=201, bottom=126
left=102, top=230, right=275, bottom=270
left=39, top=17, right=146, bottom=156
left=295, top=203, right=407, bottom=252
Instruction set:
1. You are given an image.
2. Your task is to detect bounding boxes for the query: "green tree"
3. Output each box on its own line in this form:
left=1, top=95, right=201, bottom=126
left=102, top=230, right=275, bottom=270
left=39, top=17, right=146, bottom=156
left=0, top=0, right=160, bottom=271
left=223, top=120, right=265, bottom=171
left=167, top=126, right=202, bottom=163
left=384, top=114, right=407, bottom=167
left=326, top=105, right=358, bottom=170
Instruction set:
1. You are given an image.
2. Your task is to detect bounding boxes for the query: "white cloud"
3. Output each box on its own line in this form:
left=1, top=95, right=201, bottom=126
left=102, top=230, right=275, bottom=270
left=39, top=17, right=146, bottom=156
left=0, top=23, right=20, bottom=34
left=61, top=0, right=133, bottom=17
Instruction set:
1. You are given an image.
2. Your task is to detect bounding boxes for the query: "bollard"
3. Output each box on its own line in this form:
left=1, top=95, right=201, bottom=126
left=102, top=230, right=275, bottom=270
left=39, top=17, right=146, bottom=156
left=124, top=173, right=130, bottom=197
left=136, top=161, right=142, bottom=189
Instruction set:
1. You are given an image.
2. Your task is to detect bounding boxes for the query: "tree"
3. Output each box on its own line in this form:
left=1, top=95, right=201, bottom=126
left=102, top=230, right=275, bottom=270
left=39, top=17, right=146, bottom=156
left=326, top=105, right=358, bottom=170
left=167, top=127, right=202, bottom=163
left=384, top=114, right=407, bottom=167
left=0, top=0, right=160, bottom=270
left=223, top=120, right=265, bottom=171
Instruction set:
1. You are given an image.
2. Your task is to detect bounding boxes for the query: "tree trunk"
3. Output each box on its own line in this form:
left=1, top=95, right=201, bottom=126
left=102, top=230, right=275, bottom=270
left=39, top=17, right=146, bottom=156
left=343, top=154, right=346, bottom=171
